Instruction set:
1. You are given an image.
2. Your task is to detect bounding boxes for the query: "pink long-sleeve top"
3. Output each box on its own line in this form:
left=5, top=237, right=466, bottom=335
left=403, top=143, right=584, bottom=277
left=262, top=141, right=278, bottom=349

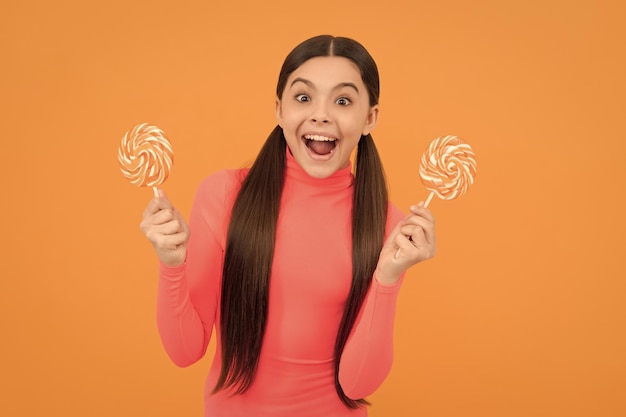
left=157, top=150, right=406, bottom=416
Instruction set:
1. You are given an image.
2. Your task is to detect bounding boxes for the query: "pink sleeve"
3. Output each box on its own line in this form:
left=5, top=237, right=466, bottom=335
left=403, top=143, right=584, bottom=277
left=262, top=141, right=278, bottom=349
left=338, top=203, right=407, bottom=399
left=156, top=170, right=239, bottom=367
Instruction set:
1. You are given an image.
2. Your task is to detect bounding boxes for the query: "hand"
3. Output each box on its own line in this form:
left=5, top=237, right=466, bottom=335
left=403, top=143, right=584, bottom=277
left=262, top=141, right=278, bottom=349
left=375, top=203, right=436, bottom=285
left=139, top=189, right=190, bottom=267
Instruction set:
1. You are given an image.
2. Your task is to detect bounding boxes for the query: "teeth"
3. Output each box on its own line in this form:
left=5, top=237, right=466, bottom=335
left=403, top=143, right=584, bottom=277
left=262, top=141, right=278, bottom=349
left=304, top=134, right=335, bottom=142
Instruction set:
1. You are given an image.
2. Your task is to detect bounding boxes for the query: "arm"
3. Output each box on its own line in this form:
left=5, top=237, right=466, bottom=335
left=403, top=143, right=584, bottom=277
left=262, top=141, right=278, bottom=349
left=338, top=275, right=403, bottom=399
left=338, top=203, right=436, bottom=398
left=155, top=211, right=222, bottom=367
left=151, top=171, right=239, bottom=367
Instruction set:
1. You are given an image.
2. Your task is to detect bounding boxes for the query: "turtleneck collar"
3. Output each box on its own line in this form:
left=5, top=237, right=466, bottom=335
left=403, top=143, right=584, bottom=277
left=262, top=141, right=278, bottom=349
left=285, top=146, right=354, bottom=190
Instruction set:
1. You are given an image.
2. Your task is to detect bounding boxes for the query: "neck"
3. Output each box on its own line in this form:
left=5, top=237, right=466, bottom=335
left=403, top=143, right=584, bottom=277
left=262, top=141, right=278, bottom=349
left=285, top=146, right=353, bottom=190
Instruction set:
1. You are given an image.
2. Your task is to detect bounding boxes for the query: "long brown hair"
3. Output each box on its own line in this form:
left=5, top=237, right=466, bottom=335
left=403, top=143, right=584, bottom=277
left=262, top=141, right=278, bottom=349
left=215, top=35, right=388, bottom=409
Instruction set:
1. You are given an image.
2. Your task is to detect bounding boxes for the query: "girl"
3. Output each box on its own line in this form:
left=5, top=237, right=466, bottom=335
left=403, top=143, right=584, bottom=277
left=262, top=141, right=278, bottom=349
left=141, top=34, right=436, bottom=416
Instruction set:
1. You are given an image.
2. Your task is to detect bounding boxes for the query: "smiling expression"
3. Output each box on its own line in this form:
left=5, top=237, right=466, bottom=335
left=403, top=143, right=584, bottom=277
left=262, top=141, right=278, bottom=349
left=275, top=56, right=379, bottom=179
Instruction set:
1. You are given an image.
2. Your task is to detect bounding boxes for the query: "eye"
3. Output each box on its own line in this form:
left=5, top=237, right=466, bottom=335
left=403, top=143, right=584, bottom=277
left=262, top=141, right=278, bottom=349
left=295, top=94, right=310, bottom=103
left=336, top=97, right=351, bottom=106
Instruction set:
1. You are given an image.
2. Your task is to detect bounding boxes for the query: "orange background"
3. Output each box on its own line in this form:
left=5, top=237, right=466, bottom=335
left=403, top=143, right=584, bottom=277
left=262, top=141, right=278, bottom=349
left=1, top=0, right=625, bottom=416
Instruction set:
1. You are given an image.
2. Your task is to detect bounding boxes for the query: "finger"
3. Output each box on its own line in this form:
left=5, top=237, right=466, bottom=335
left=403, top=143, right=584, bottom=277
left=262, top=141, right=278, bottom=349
left=151, top=231, right=188, bottom=251
left=140, top=213, right=180, bottom=238
left=394, top=231, right=418, bottom=254
left=149, top=220, right=184, bottom=238
left=149, top=208, right=180, bottom=226
left=401, top=217, right=431, bottom=235
left=158, top=231, right=188, bottom=250
left=409, top=203, right=435, bottom=223
left=140, top=211, right=173, bottom=235
left=400, top=223, right=420, bottom=239
left=401, top=215, right=435, bottom=244
left=154, top=195, right=175, bottom=211
left=166, top=231, right=189, bottom=248
left=401, top=224, right=428, bottom=246
left=406, top=224, right=435, bottom=247
left=141, top=194, right=174, bottom=219
left=145, top=218, right=187, bottom=243
left=393, top=232, right=423, bottom=261
left=142, top=198, right=161, bottom=218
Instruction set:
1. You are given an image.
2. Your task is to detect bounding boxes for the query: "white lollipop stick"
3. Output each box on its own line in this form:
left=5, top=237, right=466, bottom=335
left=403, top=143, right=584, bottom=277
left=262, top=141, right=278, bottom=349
left=423, top=191, right=434, bottom=208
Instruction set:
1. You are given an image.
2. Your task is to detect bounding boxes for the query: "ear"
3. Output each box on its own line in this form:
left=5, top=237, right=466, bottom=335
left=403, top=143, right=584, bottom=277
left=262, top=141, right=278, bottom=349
left=362, top=105, right=379, bottom=136
left=275, top=98, right=283, bottom=127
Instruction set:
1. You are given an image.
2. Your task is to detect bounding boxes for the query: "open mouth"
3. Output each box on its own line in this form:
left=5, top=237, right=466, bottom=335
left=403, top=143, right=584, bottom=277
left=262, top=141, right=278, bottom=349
left=303, top=134, right=337, bottom=156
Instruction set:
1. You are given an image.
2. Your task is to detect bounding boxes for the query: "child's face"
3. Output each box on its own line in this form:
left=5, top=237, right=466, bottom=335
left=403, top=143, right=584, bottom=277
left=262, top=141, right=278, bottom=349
left=276, top=56, right=378, bottom=179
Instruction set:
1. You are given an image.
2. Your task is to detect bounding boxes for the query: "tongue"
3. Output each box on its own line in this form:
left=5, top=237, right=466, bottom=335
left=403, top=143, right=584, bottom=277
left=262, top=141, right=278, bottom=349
left=308, top=140, right=335, bottom=155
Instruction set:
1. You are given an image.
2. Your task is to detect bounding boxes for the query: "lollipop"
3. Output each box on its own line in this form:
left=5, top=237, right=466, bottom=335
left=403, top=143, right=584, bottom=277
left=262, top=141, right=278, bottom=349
left=395, top=135, right=476, bottom=258
left=118, top=123, right=173, bottom=197
left=419, top=135, right=477, bottom=207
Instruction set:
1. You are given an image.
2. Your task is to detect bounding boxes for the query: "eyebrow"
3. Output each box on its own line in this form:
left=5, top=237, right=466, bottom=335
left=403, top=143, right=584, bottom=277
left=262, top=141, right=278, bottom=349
left=290, top=77, right=360, bottom=93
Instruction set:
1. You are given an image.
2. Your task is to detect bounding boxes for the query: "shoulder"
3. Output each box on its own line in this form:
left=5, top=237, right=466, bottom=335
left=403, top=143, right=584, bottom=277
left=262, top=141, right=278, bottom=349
left=189, top=168, right=249, bottom=230
left=194, top=168, right=249, bottom=203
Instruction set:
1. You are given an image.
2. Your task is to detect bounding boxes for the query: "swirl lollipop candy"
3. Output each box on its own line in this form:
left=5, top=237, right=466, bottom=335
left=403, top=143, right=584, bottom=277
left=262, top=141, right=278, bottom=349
left=118, top=123, right=173, bottom=197
left=395, top=135, right=476, bottom=258
left=419, top=135, right=477, bottom=207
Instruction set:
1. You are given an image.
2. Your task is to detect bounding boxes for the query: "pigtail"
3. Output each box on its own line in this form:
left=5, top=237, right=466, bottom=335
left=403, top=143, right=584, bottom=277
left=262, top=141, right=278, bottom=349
left=214, top=126, right=286, bottom=394
left=333, top=133, right=388, bottom=408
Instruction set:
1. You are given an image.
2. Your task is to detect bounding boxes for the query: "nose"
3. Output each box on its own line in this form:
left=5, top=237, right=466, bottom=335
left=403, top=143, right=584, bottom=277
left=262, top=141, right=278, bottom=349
left=310, top=102, right=330, bottom=124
